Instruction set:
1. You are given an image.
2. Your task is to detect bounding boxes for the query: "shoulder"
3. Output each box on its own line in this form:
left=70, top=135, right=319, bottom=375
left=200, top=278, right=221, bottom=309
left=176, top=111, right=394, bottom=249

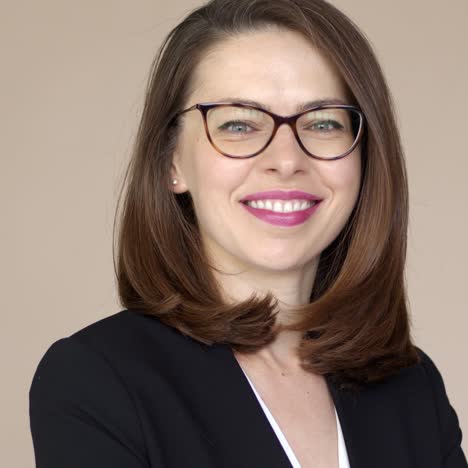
left=70, top=308, right=192, bottom=351
left=414, top=347, right=465, bottom=462
left=29, top=309, right=199, bottom=411
left=28, top=309, right=233, bottom=466
left=411, top=346, right=461, bottom=417
left=28, top=310, right=196, bottom=466
left=28, top=310, right=196, bottom=461
left=28, top=322, right=150, bottom=465
left=332, top=346, right=466, bottom=465
left=385, top=346, right=466, bottom=465
left=370, top=345, right=462, bottom=417
left=71, top=308, right=207, bottom=363
left=29, top=309, right=220, bottom=406
left=29, top=309, right=168, bottom=400
left=31, top=309, right=208, bottom=385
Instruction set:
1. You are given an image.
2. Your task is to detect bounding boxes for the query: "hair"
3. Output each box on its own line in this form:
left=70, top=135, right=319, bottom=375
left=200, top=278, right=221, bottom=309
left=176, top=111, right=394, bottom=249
left=114, top=0, right=420, bottom=391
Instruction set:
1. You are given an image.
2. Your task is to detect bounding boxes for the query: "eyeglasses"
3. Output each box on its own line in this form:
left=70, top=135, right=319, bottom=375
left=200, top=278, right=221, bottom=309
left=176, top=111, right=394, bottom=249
left=171, top=102, right=365, bottom=160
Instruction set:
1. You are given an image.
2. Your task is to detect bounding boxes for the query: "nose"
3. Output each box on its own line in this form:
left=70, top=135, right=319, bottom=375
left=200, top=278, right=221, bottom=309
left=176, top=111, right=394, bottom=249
left=257, top=122, right=310, bottom=178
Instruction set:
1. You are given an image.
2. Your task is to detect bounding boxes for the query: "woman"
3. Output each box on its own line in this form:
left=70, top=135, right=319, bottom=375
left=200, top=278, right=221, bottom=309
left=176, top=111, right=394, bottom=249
left=29, top=0, right=467, bottom=467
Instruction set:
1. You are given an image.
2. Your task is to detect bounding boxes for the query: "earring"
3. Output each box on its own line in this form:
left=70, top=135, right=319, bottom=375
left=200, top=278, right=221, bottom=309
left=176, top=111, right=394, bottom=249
left=171, top=179, right=178, bottom=185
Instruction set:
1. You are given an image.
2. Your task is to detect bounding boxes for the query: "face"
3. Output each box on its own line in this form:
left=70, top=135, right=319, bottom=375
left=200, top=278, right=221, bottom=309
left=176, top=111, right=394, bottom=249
left=171, top=28, right=361, bottom=280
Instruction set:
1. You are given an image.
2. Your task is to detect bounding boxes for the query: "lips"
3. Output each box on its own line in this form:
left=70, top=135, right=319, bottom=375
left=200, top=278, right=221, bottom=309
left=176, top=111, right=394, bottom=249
left=239, top=190, right=322, bottom=202
left=241, top=198, right=321, bottom=227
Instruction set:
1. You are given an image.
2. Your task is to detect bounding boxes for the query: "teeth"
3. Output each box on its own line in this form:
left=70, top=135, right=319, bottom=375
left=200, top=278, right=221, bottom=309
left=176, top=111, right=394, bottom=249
left=245, top=199, right=316, bottom=213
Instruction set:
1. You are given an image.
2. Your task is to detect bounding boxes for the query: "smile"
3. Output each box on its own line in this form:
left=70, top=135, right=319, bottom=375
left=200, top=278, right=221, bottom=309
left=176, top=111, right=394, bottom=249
left=240, top=199, right=322, bottom=227
left=244, top=199, right=316, bottom=213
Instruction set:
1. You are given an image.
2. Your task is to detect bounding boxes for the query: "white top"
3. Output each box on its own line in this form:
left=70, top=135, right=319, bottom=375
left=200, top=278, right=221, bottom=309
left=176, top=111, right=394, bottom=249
left=241, top=368, right=350, bottom=468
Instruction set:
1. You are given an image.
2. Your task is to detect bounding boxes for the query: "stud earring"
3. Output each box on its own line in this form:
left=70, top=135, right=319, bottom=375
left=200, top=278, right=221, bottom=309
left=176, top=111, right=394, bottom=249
left=171, top=179, right=178, bottom=185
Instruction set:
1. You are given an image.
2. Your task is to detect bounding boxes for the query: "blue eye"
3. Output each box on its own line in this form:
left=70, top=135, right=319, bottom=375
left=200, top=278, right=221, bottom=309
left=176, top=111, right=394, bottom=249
left=311, top=120, right=344, bottom=131
left=219, top=121, right=253, bottom=133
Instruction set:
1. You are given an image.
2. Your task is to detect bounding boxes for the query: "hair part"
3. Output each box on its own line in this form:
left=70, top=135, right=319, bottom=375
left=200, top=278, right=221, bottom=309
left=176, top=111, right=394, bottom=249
left=114, top=0, right=420, bottom=391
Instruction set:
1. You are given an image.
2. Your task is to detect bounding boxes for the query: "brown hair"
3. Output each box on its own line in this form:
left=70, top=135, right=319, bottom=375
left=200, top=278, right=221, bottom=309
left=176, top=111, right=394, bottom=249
left=114, top=0, right=420, bottom=390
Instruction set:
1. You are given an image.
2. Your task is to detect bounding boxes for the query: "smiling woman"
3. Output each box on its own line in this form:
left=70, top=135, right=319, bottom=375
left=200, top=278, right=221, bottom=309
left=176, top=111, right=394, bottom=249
left=170, top=29, right=363, bottom=302
left=29, top=0, right=467, bottom=467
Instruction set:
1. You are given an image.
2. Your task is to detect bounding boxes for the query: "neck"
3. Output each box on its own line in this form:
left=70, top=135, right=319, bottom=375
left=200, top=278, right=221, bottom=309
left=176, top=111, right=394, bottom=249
left=211, top=256, right=319, bottom=370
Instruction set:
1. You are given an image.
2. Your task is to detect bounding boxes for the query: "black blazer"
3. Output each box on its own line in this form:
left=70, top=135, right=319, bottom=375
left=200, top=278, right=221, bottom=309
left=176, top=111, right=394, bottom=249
left=29, top=309, right=467, bottom=467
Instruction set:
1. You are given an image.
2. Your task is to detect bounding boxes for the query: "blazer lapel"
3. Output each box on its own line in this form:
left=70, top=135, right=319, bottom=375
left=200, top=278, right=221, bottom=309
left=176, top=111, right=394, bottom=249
left=131, top=312, right=422, bottom=467
left=326, top=374, right=414, bottom=468
left=207, top=343, right=415, bottom=468
left=195, top=343, right=294, bottom=467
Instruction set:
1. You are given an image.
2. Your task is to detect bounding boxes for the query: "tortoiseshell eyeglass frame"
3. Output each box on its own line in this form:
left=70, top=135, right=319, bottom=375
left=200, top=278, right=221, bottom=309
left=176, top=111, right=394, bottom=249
left=170, top=102, right=365, bottom=161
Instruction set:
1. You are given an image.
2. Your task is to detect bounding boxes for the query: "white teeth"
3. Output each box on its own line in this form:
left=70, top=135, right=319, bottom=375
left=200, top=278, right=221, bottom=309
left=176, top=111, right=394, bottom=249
left=273, top=201, right=283, bottom=212
left=245, top=199, right=315, bottom=213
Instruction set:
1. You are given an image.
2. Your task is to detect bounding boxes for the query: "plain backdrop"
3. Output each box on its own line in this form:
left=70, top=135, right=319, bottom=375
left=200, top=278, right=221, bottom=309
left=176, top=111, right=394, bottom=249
left=1, top=0, right=467, bottom=466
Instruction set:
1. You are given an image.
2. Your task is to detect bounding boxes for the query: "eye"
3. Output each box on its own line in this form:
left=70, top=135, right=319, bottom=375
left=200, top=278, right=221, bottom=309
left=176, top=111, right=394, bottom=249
left=300, top=108, right=349, bottom=134
left=218, top=120, right=255, bottom=133
left=309, top=119, right=344, bottom=132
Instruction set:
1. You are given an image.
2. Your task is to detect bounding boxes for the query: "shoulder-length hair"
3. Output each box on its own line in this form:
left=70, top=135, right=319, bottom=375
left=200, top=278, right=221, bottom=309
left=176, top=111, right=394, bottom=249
left=114, top=0, right=420, bottom=390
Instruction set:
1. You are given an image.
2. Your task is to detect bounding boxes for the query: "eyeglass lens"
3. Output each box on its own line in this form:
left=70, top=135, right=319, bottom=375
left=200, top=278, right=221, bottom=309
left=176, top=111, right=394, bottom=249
left=206, top=106, right=361, bottom=158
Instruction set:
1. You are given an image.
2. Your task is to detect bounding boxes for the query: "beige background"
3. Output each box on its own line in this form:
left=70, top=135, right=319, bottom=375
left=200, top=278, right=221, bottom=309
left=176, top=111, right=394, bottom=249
left=2, top=0, right=467, bottom=466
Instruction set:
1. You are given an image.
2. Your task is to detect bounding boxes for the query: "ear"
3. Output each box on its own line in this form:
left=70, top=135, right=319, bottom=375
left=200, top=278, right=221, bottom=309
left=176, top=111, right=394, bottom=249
left=169, top=151, right=189, bottom=194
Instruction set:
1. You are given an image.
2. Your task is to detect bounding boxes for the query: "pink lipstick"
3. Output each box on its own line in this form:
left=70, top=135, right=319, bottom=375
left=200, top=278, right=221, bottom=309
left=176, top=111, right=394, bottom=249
left=240, top=190, right=322, bottom=202
left=239, top=190, right=322, bottom=227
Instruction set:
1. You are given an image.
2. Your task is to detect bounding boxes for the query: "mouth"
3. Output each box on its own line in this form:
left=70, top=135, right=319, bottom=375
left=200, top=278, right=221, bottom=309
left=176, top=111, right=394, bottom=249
left=239, top=198, right=322, bottom=227
left=240, top=199, right=319, bottom=213
left=240, top=189, right=322, bottom=203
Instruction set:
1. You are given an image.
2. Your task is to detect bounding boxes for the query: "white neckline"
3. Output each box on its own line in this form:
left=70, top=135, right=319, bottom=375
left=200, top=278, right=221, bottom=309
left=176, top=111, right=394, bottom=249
left=241, top=368, right=350, bottom=468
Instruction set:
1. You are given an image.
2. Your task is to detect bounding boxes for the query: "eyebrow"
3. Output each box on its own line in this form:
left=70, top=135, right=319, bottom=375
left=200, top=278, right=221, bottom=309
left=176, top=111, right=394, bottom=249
left=211, top=97, right=348, bottom=112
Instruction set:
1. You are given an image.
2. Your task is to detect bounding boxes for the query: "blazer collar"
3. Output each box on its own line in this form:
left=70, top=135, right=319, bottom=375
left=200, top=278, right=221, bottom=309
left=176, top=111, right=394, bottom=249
left=193, top=342, right=413, bottom=468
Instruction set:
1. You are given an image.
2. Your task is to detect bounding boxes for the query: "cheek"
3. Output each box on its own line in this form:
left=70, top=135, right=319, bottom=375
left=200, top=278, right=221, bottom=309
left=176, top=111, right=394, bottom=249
left=185, top=144, right=252, bottom=216
left=194, top=147, right=250, bottom=194
left=319, top=151, right=361, bottom=200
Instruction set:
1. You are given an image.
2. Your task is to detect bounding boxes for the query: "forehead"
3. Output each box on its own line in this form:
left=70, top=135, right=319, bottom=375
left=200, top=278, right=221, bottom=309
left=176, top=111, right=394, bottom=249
left=187, top=28, right=349, bottom=113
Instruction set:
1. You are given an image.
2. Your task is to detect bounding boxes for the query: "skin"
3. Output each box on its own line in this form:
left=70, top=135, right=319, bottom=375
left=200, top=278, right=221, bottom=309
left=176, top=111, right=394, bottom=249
left=171, top=27, right=361, bottom=371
